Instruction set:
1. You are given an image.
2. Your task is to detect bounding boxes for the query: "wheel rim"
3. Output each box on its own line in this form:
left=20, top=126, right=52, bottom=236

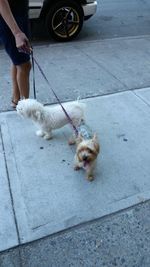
left=52, top=7, right=80, bottom=38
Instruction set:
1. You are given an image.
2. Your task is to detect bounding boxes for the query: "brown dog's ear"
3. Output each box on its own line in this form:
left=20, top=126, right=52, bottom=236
left=92, top=134, right=100, bottom=154
left=94, top=142, right=100, bottom=154
left=92, top=133, right=98, bottom=143
left=93, top=133, right=97, bottom=140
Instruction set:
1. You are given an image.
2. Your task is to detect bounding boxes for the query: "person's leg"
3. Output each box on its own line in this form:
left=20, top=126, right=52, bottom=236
left=0, top=15, right=31, bottom=106
left=16, top=60, right=31, bottom=99
left=11, top=63, right=20, bottom=106
left=11, top=60, right=31, bottom=107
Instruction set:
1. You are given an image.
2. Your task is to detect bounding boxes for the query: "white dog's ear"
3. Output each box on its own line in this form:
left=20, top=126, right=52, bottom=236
left=35, top=110, right=42, bottom=121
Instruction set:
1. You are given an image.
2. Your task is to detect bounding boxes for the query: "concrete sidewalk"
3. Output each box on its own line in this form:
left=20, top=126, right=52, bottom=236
left=1, top=35, right=150, bottom=112
left=0, top=35, right=150, bottom=266
left=0, top=87, right=150, bottom=253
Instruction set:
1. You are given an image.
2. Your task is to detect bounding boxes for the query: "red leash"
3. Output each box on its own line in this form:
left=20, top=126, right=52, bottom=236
left=31, top=51, right=79, bottom=137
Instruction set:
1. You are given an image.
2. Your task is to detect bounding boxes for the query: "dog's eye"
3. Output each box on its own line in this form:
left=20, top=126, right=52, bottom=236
left=87, top=148, right=94, bottom=154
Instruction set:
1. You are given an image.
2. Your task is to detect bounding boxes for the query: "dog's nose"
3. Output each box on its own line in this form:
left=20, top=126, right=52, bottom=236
left=83, top=155, right=88, bottom=161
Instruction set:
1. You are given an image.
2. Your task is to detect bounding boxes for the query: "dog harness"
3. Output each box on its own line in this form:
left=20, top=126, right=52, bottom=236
left=77, top=120, right=93, bottom=140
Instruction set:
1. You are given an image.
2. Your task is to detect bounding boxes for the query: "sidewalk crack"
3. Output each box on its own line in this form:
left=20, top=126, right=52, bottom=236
left=132, top=90, right=150, bottom=108
left=0, top=124, right=21, bottom=245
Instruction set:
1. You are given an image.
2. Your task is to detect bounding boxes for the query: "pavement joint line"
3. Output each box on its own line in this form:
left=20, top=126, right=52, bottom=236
left=132, top=90, right=150, bottom=108
left=28, top=34, right=150, bottom=49
left=48, top=199, right=150, bottom=238
left=129, top=85, right=150, bottom=91
left=1, top=34, right=150, bottom=53
left=33, top=34, right=150, bottom=50
left=74, top=44, right=129, bottom=91
left=0, top=123, right=21, bottom=245
left=1, top=199, right=149, bottom=253
left=0, top=87, right=150, bottom=115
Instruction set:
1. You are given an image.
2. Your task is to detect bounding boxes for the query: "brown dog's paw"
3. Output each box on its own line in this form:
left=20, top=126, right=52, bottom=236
left=87, top=175, right=94, bottom=182
left=74, top=165, right=80, bottom=171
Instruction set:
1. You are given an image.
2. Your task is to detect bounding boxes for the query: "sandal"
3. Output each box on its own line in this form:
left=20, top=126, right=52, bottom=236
left=11, top=100, right=18, bottom=109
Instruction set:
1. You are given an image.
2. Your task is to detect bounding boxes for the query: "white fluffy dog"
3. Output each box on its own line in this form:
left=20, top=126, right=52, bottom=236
left=16, top=99, right=85, bottom=140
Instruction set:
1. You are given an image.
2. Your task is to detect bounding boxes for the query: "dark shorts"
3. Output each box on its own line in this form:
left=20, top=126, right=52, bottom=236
left=0, top=15, right=30, bottom=65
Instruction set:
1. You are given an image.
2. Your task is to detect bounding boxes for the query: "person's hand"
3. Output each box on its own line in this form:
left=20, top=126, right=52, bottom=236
left=15, top=31, right=32, bottom=54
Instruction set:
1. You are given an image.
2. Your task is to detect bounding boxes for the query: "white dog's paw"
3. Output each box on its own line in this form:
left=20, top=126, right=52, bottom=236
left=36, top=130, right=45, bottom=137
left=43, top=133, right=52, bottom=140
left=68, top=137, right=76, bottom=145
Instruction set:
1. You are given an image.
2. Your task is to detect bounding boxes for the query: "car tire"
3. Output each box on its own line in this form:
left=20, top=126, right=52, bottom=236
left=45, top=0, right=84, bottom=41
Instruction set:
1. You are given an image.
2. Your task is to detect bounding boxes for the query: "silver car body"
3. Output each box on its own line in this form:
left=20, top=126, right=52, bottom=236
left=29, top=0, right=97, bottom=19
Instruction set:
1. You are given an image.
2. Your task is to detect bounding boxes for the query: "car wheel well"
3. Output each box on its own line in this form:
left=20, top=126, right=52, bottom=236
left=40, top=0, right=85, bottom=18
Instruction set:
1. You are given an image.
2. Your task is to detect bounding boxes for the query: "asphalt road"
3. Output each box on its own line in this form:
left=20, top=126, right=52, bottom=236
left=0, top=0, right=150, bottom=44
left=31, top=0, right=150, bottom=43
